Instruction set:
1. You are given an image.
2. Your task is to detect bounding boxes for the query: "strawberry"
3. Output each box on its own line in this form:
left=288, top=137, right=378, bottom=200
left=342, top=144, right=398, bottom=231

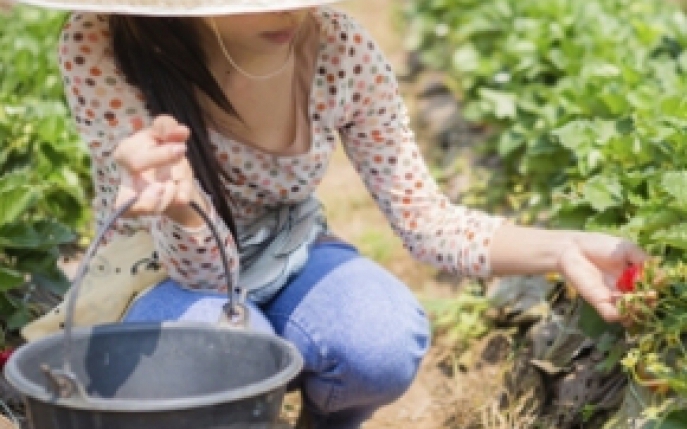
left=617, top=264, right=642, bottom=293
left=0, top=348, right=14, bottom=369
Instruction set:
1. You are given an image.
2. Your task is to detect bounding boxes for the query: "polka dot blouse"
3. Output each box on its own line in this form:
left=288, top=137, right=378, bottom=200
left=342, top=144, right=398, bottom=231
left=58, top=7, right=504, bottom=292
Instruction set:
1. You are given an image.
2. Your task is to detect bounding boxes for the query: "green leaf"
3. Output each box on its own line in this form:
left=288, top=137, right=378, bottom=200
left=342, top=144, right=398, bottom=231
left=622, top=210, right=682, bottom=238
left=0, top=295, right=16, bottom=320
left=0, top=266, right=24, bottom=291
left=0, top=185, right=37, bottom=225
left=661, top=171, right=687, bottom=209
left=13, top=248, right=58, bottom=273
left=32, top=269, right=69, bottom=296
left=497, top=130, right=526, bottom=157
left=595, top=338, right=626, bottom=373
left=553, top=121, right=591, bottom=151
left=582, top=176, right=623, bottom=212
left=615, top=116, right=635, bottom=135
left=7, top=307, right=32, bottom=330
left=581, top=63, right=621, bottom=78
left=647, top=410, right=687, bottom=429
left=651, top=223, right=687, bottom=251
left=479, top=88, right=517, bottom=119
left=452, top=45, right=480, bottom=73
left=0, top=221, right=74, bottom=249
left=577, top=300, right=612, bottom=340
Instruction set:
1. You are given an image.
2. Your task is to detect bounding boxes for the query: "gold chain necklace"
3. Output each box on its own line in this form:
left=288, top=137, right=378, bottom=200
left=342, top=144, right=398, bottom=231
left=210, top=17, right=294, bottom=81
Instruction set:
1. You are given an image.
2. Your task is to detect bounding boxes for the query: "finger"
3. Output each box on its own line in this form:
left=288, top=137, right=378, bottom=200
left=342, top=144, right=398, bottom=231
left=620, top=240, right=648, bottom=266
left=156, top=180, right=177, bottom=214
left=172, top=177, right=193, bottom=207
left=151, top=115, right=190, bottom=143
left=117, top=143, right=187, bottom=173
left=561, top=248, right=620, bottom=322
left=126, top=183, right=165, bottom=217
left=167, top=160, right=195, bottom=206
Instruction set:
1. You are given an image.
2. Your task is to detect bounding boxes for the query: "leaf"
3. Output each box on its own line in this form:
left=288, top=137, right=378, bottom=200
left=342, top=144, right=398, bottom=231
left=31, top=270, right=69, bottom=296
left=0, top=266, right=24, bottom=291
left=581, top=63, right=621, bottom=78
left=497, top=130, right=526, bottom=157
left=7, top=307, right=31, bottom=330
left=13, top=248, right=58, bottom=273
left=0, top=185, right=37, bottom=226
left=577, top=300, right=612, bottom=340
left=615, top=116, right=635, bottom=135
left=661, top=171, right=687, bottom=209
left=0, top=221, right=74, bottom=249
left=553, top=121, right=591, bottom=151
left=595, top=338, right=626, bottom=373
left=622, top=210, right=682, bottom=237
left=582, top=176, right=623, bottom=212
left=651, top=224, right=687, bottom=251
left=647, top=410, right=687, bottom=429
left=479, top=88, right=517, bottom=119
left=452, top=45, right=480, bottom=73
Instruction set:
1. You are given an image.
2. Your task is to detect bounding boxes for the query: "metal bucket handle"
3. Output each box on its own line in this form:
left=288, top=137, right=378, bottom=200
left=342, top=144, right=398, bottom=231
left=42, top=196, right=247, bottom=400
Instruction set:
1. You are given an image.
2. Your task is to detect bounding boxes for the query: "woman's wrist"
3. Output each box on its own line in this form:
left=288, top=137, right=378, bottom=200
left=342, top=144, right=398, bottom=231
left=489, top=224, right=580, bottom=276
left=164, top=205, right=204, bottom=228
left=163, top=186, right=208, bottom=228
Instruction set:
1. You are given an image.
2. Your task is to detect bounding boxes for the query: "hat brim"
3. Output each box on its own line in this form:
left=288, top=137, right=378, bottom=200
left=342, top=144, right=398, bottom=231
left=11, top=0, right=344, bottom=16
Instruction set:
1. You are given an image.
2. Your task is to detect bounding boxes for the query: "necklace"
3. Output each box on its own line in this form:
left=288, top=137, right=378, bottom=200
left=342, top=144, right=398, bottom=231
left=210, top=18, right=294, bottom=81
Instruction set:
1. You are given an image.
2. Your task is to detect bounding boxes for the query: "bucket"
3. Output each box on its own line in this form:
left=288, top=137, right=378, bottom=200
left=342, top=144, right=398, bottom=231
left=4, top=198, right=303, bottom=429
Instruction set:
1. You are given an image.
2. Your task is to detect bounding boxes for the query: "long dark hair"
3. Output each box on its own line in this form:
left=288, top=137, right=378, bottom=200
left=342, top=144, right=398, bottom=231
left=108, top=15, right=238, bottom=239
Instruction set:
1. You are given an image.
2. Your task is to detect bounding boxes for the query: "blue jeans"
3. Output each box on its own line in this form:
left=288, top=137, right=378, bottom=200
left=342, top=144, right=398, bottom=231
left=123, top=242, right=431, bottom=429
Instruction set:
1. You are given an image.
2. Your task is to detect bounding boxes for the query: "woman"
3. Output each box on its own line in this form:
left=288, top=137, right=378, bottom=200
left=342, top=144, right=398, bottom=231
left=13, top=0, right=644, bottom=427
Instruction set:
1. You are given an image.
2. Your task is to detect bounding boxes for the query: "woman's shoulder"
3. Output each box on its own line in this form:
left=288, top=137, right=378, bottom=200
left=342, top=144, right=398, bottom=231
left=61, top=12, right=110, bottom=44
left=313, top=6, right=358, bottom=30
left=311, top=6, right=389, bottom=80
left=313, top=6, right=376, bottom=49
left=59, top=13, right=112, bottom=70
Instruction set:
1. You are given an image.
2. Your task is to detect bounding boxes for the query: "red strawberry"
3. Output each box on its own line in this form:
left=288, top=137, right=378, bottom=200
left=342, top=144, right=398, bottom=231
left=0, top=348, right=14, bottom=369
left=617, top=264, right=642, bottom=293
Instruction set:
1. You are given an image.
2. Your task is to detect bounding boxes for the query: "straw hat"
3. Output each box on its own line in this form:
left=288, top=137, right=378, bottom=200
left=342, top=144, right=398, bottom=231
left=8, top=0, right=344, bottom=16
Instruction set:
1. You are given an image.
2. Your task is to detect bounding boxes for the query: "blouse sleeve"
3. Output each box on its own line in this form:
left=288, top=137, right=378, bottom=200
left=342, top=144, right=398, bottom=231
left=334, top=14, right=505, bottom=277
left=58, top=13, right=239, bottom=291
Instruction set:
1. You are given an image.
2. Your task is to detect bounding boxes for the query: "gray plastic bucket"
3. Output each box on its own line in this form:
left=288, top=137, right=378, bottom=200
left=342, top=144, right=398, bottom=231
left=5, top=322, right=302, bottom=428
left=3, top=198, right=304, bottom=429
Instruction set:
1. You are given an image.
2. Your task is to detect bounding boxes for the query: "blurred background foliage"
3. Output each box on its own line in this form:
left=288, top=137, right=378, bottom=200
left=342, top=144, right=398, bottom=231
left=403, top=0, right=687, bottom=262
left=0, top=5, right=91, bottom=336
left=404, top=0, right=687, bottom=425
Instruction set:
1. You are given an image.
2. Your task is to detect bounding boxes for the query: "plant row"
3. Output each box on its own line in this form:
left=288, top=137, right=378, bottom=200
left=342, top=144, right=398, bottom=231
left=404, top=0, right=687, bottom=425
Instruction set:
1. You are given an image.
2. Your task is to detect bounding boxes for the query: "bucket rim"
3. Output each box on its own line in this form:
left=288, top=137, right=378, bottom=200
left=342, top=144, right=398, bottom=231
left=4, top=322, right=303, bottom=412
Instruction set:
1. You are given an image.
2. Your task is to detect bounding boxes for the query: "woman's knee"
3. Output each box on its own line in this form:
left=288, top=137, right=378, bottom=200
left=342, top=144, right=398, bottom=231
left=335, top=319, right=429, bottom=407
left=269, top=255, right=431, bottom=412
left=297, top=306, right=430, bottom=414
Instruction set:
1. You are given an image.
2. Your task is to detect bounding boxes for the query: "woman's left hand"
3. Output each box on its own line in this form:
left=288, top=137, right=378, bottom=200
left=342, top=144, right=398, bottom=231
left=491, top=225, right=647, bottom=323
left=557, top=231, right=647, bottom=322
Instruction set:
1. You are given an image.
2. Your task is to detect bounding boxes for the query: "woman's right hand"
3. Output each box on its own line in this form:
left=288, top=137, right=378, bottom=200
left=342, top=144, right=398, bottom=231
left=113, top=115, right=204, bottom=226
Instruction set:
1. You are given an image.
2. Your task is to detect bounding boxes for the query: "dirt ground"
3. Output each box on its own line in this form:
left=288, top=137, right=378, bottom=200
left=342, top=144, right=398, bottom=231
left=277, top=2, right=508, bottom=428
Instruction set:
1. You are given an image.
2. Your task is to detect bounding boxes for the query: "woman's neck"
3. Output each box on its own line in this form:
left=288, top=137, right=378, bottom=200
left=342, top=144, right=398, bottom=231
left=201, top=19, right=300, bottom=81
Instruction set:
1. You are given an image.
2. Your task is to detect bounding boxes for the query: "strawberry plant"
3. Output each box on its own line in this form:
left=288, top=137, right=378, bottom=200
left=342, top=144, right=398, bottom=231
left=0, top=6, right=92, bottom=335
left=404, top=0, right=687, bottom=424
left=611, top=260, right=687, bottom=426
